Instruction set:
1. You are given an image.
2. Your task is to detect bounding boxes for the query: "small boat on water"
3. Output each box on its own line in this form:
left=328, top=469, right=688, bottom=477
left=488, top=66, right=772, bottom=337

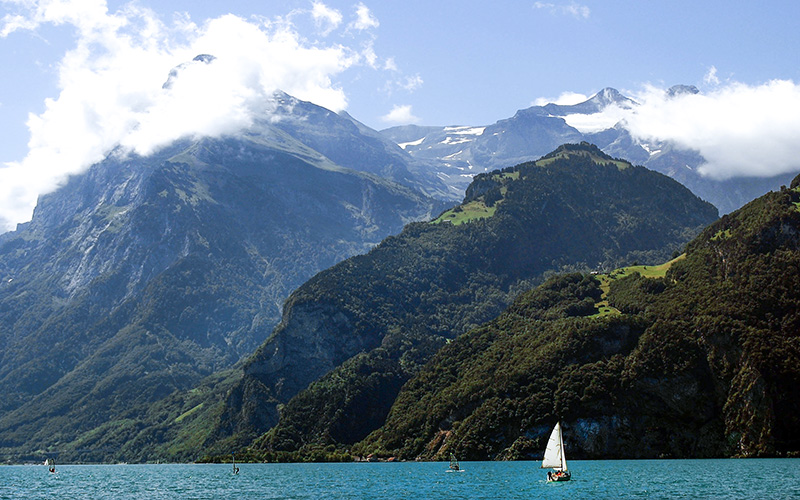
left=446, top=453, right=464, bottom=472
left=232, top=453, right=239, bottom=475
left=45, top=458, right=55, bottom=473
left=541, top=422, right=570, bottom=482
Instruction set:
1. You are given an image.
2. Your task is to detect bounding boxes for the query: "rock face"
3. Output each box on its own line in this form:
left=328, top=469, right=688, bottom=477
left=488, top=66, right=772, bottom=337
left=0, top=93, right=446, bottom=463
left=246, top=300, right=367, bottom=401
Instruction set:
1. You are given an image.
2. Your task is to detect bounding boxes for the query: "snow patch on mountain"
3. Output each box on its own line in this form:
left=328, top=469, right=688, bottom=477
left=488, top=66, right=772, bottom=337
left=439, top=137, right=474, bottom=146
left=443, top=126, right=486, bottom=136
left=398, top=137, right=426, bottom=149
left=640, top=143, right=662, bottom=156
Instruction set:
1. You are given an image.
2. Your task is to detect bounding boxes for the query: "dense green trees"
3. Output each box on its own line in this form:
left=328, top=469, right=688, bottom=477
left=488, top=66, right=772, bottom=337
left=353, top=175, right=800, bottom=460
left=220, top=143, right=717, bottom=460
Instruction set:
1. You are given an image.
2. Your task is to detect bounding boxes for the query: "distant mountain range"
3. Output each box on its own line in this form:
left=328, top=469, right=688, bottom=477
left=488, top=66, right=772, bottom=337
left=381, top=86, right=797, bottom=215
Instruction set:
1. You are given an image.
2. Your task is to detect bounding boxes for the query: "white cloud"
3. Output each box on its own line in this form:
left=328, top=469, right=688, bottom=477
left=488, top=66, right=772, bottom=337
left=563, top=103, right=630, bottom=133
left=537, top=80, right=800, bottom=180
left=400, top=74, right=423, bottom=92
left=1, top=0, right=122, bottom=37
left=0, top=0, right=382, bottom=232
left=704, top=65, right=720, bottom=87
left=361, top=40, right=378, bottom=68
left=566, top=3, right=590, bottom=19
left=533, top=91, right=588, bottom=106
left=623, top=80, right=800, bottom=179
left=349, top=2, right=378, bottom=31
left=533, top=2, right=590, bottom=19
left=381, top=104, right=419, bottom=125
left=380, top=73, right=423, bottom=97
left=311, top=1, right=342, bottom=36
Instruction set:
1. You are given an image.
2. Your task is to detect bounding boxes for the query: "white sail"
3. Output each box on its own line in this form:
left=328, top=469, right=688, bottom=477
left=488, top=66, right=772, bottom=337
left=541, top=422, right=567, bottom=471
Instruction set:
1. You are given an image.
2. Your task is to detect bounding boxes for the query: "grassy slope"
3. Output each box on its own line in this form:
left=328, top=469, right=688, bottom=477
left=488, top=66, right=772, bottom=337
left=593, top=254, right=686, bottom=316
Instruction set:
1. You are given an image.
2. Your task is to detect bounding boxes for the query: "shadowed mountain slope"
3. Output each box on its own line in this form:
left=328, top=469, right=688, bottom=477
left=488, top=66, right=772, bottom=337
left=0, top=93, right=446, bottom=463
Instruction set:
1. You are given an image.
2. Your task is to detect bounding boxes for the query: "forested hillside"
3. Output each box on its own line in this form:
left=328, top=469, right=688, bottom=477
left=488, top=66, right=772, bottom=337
left=355, top=175, right=800, bottom=460
left=209, top=143, right=718, bottom=459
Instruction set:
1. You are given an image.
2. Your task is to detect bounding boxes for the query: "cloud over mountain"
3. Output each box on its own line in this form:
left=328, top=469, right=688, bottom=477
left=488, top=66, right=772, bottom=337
left=561, top=80, right=800, bottom=181
left=381, top=104, right=420, bottom=125
left=623, top=80, right=800, bottom=180
left=0, top=0, right=384, bottom=232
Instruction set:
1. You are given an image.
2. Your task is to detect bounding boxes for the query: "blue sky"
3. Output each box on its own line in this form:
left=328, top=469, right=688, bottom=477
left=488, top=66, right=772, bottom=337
left=1, top=0, right=800, bottom=230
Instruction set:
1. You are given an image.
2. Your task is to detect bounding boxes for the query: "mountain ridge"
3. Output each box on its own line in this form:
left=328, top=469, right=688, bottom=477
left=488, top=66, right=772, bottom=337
left=353, top=173, right=800, bottom=461
left=382, top=86, right=798, bottom=215
left=208, top=142, right=718, bottom=460
left=0, top=92, right=448, bottom=463
left=2, top=81, right=786, bottom=465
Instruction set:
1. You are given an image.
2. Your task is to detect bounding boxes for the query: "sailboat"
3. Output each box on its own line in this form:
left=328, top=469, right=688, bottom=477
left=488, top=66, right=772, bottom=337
left=232, top=452, right=239, bottom=475
left=45, top=458, right=55, bottom=473
left=446, top=453, right=464, bottom=472
left=541, top=422, right=570, bottom=482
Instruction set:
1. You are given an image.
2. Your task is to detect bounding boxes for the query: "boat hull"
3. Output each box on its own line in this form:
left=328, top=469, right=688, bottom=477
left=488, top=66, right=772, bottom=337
left=547, top=472, right=571, bottom=482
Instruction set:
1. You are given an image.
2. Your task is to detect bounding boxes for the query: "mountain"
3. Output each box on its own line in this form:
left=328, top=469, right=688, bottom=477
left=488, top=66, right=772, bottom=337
left=208, top=143, right=718, bottom=459
left=382, top=87, right=798, bottom=215
left=355, top=176, right=800, bottom=460
left=542, top=87, right=636, bottom=115
left=267, top=93, right=456, bottom=201
left=0, top=90, right=447, bottom=463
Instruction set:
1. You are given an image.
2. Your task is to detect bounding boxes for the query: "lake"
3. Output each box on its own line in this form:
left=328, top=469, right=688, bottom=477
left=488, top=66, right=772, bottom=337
left=2, top=459, right=798, bottom=499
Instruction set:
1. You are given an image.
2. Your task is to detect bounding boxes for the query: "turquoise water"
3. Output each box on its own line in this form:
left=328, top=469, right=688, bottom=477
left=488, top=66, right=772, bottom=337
left=2, top=459, right=799, bottom=499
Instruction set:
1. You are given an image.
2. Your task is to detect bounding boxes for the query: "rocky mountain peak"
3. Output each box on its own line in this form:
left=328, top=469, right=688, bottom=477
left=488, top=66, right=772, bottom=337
left=586, top=87, right=636, bottom=109
left=666, top=84, right=700, bottom=98
left=162, top=53, right=217, bottom=89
